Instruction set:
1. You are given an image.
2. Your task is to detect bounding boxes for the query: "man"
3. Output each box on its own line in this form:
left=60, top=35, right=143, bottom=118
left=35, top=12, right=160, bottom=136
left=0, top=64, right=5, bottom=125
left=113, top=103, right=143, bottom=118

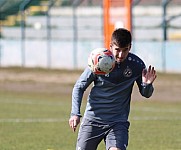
left=69, top=28, right=157, bottom=150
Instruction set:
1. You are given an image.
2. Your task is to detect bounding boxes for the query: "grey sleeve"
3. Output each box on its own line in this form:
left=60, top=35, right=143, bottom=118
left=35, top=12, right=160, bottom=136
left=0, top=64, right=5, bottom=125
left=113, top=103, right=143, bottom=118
left=140, top=83, right=154, bottom=98
left=136, top=75, right=154, bottom=98
left=71, top=67, right=95, bottom=117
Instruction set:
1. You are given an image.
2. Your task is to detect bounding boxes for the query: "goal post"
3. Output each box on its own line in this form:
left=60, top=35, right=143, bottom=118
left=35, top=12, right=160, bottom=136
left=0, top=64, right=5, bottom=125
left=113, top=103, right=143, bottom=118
left=103, top=0, right=132, bottom=48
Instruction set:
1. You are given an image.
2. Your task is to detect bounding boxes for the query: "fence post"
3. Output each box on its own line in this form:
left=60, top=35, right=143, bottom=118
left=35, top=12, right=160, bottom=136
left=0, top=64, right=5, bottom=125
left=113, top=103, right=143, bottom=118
left=20, top=7, right=26, bottom=67
left=19, top=0, right=32, bottom=67
left=161, top=0, right=171, bottom=72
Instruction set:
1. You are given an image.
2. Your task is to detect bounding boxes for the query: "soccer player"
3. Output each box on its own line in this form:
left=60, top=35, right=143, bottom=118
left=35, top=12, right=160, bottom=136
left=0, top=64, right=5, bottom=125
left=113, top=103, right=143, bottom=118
left=69, top=28, right=157, bottom=150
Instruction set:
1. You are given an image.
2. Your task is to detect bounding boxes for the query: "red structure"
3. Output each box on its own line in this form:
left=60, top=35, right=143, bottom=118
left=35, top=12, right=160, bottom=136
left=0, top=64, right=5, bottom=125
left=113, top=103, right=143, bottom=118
left=103, top=0, right=132, bottom=48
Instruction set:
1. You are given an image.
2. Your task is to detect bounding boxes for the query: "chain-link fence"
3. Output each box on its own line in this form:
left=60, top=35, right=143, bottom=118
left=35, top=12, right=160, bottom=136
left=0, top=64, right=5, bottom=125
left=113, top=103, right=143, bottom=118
left=0, top=0, right=181, bottom=72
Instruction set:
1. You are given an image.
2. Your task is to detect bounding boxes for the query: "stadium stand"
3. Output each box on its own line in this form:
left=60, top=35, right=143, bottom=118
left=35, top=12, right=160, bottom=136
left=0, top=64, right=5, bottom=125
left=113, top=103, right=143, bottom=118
left=0, top=0, right=62, bottom=23
left=0, top=0, right=181, bottom=40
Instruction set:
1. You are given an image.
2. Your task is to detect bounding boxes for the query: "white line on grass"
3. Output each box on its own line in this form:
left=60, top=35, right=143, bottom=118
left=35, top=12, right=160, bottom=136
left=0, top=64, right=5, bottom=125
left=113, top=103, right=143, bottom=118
left=0, top=118, right=68, bottom=123
left=131, top=116, right=181, bottom=121
left=132, top=107, right=181, bottom=113
left=0, top=116, right=181, bottom=123
left=0, top=99, right=64, bottom=106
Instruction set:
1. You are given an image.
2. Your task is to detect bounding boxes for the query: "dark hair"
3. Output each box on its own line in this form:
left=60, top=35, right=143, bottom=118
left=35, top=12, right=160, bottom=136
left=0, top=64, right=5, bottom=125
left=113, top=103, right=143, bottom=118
left=111, top=28, right=132, bottom=48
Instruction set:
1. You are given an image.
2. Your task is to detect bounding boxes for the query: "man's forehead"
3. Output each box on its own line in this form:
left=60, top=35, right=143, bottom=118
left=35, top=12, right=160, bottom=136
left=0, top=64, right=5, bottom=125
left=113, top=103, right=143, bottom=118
left=113, top=44, right=131, bottom=49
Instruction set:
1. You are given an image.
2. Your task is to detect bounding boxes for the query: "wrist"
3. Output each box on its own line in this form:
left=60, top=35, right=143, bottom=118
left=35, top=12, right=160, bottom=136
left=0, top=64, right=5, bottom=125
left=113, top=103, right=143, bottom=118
left=141, top=82, right=148, bottom=86
left=70, top=113, right=82, bottom=118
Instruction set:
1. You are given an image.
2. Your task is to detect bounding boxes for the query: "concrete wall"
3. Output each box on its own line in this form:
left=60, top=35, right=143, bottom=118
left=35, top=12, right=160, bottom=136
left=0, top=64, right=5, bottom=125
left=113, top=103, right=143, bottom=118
left=0, top=6, right=181, bottom=72
left=1, top=39, right=181, bottom=73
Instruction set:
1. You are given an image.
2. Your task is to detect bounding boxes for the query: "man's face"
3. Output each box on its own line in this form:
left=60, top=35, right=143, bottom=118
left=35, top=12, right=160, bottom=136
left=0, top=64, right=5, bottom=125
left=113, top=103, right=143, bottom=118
left=110, top=44, right=131, bottom=63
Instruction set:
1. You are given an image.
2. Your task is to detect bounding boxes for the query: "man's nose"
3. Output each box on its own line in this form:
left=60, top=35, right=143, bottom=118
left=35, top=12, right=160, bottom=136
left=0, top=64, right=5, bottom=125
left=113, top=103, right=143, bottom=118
left=118, top=51, right=123, bottom=57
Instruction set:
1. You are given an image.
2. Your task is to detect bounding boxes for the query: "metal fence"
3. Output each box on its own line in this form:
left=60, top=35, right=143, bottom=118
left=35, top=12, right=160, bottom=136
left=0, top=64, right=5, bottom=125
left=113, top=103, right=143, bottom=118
left=0, top=0, right=181, bottom=72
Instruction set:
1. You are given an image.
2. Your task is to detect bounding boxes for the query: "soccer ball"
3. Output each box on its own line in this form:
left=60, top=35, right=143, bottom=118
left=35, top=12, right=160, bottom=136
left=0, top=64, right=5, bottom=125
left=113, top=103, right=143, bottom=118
left=88, top=48, right=115, bottom=75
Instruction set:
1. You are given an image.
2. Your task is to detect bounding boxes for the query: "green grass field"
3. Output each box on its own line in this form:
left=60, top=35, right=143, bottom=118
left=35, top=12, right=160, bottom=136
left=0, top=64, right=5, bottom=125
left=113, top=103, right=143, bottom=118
left=0, top=67, right=181, bottom=150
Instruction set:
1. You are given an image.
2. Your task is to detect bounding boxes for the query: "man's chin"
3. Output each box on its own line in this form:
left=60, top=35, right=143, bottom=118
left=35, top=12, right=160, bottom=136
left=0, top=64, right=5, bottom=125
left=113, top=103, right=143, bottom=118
left=116, top=59, right=124, bottom=63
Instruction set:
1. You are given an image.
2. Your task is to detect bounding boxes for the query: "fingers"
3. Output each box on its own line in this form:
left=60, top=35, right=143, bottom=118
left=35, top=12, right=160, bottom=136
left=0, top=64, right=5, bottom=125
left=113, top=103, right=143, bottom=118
left=148, top=65, right=155, bottom=74
left=148, top=65, right=151, bottom=73
left=147, top=65, right=156, bottom=75
left=151, top=66, right=157, bottom=82
left=69, top=116, right=80, bottom=132
left=142, top=68, right=147, bottom=76
left=142, top=65, right=157, bottom=84
left=69, top=118, right=76, bottom=132
left=150, top=66, right=156, bottom=75
left=150, top=66, right=157, bottom=79
left=73, top=119, right=77, bottom=132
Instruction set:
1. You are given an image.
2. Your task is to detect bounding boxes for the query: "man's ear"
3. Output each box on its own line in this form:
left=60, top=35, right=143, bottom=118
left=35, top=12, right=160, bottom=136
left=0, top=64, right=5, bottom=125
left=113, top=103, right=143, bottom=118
left=109, top=43, right=112, bottom=49
left=129, top=44, right=132, bottom=51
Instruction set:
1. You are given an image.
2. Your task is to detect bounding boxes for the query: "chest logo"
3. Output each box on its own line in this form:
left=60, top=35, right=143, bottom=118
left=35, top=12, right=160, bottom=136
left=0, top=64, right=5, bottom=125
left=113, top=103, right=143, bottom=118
left=123, top=66, right=132, bottom=77
left=105, top=73, right=109, bottom=77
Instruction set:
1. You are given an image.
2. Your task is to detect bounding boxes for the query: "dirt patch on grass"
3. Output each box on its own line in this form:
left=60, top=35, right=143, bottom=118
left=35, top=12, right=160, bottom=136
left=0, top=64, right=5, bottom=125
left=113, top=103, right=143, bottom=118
left=0, top=68, right=181, bottom=102
left=0, top=68, right=81, bottom=96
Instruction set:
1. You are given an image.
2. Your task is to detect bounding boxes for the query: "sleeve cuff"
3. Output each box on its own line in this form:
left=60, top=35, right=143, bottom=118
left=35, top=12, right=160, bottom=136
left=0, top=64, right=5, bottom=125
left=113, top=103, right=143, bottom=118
left=70, top=113, right=82, bottom=118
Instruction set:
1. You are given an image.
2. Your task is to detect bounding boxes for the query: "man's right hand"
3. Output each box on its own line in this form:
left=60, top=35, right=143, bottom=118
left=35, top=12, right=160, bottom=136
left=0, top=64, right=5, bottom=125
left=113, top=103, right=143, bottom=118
left=69, top=115, right=80, bottom=132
